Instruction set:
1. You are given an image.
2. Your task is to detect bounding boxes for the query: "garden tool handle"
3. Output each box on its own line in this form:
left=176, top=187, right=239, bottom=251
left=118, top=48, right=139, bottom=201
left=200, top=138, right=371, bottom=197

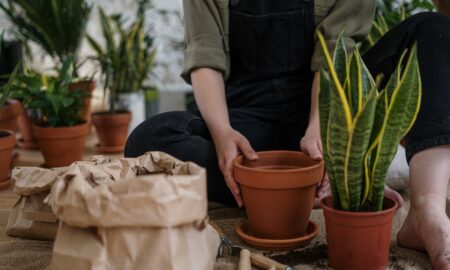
left=239, top=249, right=252, bottom=270
left=250, top=253, right=292, bottom=270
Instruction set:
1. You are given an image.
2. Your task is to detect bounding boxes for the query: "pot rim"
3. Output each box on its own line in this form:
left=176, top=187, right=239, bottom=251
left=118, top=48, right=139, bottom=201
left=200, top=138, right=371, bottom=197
left=233, top=150, right=324, bottom=174
left=0, top=129, right=16, bottom=150
left=320, top=195, right=398, bottom=217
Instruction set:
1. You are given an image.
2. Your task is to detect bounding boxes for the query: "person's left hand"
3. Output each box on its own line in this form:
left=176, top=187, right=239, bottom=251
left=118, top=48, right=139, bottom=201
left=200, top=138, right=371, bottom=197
left=300, top=128, right=330, bottom=207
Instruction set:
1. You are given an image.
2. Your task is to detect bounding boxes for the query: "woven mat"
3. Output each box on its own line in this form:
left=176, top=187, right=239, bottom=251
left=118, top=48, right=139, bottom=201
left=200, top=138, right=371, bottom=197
left=0, top=208, right=432, bottom=270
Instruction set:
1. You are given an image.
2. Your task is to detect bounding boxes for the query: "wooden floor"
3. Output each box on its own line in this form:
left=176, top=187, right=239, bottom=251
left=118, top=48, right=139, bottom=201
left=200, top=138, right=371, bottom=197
left=0, top=132, right=122, bottom=243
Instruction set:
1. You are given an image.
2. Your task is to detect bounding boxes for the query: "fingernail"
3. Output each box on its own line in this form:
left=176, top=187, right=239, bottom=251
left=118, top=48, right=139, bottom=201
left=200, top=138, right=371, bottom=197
left=234, top=189, right=240, bottom=195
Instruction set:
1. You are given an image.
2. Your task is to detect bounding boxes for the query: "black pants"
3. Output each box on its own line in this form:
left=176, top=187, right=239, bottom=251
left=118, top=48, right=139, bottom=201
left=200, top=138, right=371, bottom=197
left=125, top=12, right=450, bottom=205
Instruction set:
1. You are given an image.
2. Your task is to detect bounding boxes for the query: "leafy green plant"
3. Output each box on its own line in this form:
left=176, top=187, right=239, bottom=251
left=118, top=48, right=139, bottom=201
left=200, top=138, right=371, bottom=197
left=318, top=32, right=421, bottom=211
left=13, top=60, right=86, bottom=127
left=86, top=0, right=156, bottom=114
left=0, top=64, right=21, bottom=109
left=0, top=0, right=92, bottom=72
left=362, top=0, right=435, bottom=51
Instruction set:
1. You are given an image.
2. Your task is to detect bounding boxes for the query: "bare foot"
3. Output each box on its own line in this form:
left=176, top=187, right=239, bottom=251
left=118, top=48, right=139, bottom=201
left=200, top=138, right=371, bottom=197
left=314, top=183, right=404, bottom=209
left=398, top=208, right=450, bottom=270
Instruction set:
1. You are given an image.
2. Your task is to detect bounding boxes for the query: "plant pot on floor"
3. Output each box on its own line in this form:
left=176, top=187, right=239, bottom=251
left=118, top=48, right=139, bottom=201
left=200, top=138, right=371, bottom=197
left=0, top=129, right=16, bottom=190
left=117, top=91, right=145, bottom=135
left=16, top=103, right=39, bottom=150
left=33, top=123, right=90, bottom=168
left=233, top=151, right=324, bottom=240
left=92, top=111, right=131, bottom=153
left=0, top=99, right=22, bottom=132
left=69, top=80, right=95, bottom=123
left=321, top=195, right=398, bottom=270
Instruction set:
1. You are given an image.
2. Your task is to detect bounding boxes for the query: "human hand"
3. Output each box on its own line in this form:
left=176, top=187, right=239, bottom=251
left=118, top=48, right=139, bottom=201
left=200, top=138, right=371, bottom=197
left=213, top=127, right=258, bottom=207
left=300, top=129, right=323, bottom=161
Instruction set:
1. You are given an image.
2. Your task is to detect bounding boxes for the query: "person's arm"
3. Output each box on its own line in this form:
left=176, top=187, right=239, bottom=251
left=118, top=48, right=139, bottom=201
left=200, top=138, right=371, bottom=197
left=191, top=68, right=258, bottom=207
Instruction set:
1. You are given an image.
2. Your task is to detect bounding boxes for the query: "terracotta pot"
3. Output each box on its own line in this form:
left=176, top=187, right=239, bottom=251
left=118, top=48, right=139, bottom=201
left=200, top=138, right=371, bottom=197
left=69, top=80, right=95, bottom=123
left=321, top=195, right=398, bottom=270
left=16, top=102, right=39, bottom=150
left=92, top=111, right=131, bottom=153
left=233, top=151, right=324, bottom=239
left=0, top=129, right=15, bottom=190
left=33, top=123, right=89, bottom=167
left=0, top=99, right=22, bottom=132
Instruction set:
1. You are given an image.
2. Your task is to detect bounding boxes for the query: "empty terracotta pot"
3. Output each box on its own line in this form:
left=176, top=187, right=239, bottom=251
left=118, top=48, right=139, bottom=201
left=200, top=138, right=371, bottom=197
left=234, top=151, right=324, bottom=239
left=33, top=123, right=90, bottom=167
left=321, top=196, right=398, bottom=270
left=69, top=80, right=95, bottom=123
left=92, top=111, right=131, bottom=153
left=0, top=99, right=22, bottom=132
left=0, top=129, right=15, bottom=190
left=16, top=103, right=38, bottom=150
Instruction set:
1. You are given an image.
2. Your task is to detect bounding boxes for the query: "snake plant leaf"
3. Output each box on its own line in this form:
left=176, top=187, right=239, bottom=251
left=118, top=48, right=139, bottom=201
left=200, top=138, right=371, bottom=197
left=318, top=32, right=353, bottom=209
left=333, top=31, right=348, bottom=86
left=371, top=45, right=421, bottom=210
left=345, top=87, right=378, bottom=210
left=319, top=70, right=340, bottom=208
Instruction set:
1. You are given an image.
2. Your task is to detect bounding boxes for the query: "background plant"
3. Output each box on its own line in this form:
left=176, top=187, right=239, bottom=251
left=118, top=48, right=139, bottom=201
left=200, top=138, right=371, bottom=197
left=0, top=64, right=20, bottom=109
left=86, top=0, right=156, bottom=114
left=0, top=0, right=92, bottom=74
left=362, top=0, right=435, bottom=51
left=318, top=33, right=421, bottom=211
left=13, top=60, right=86, bottom=127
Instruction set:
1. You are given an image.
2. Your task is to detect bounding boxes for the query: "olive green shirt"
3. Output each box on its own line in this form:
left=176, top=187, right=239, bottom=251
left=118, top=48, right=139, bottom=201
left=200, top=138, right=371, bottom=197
left=181, top=0, right=377, bottom=83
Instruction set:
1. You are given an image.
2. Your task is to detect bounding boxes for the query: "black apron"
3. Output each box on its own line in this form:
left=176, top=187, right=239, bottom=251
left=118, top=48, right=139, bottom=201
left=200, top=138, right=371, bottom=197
left=226, top=0, right=316, bottom=124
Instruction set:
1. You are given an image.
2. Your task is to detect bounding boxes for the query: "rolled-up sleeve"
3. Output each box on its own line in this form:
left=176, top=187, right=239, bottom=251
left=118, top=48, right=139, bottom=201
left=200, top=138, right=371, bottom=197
left=311, top=0, right=376, bottom=71
left=181, top=0, right=228, bottom=84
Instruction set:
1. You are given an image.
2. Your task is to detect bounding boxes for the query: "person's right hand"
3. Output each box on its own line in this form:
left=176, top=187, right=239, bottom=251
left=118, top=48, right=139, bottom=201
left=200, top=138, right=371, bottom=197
left=212, top=127, right=258, bottom=207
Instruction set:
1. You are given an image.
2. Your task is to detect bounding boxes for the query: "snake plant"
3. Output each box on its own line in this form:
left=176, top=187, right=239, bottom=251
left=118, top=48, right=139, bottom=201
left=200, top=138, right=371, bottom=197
left=318, top=33, right=422, bottom=211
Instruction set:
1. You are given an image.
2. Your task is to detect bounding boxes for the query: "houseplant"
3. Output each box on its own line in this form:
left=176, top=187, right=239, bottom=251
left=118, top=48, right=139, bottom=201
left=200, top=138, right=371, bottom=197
left=15, top=60, right=89, bottom=167
left=0, top=63, right=22, bottom=131
left=0, top=0, right=95, bottom=123
left=318, top=32, right=421, bottom=270
left=0, top=64, right=20, bottom=189
left=86, top=1, right=156, bottom=153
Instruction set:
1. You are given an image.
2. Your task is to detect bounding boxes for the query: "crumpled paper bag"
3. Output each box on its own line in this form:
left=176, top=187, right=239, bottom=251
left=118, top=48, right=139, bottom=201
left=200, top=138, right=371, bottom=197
left=48, top=152, right=220, bottom=270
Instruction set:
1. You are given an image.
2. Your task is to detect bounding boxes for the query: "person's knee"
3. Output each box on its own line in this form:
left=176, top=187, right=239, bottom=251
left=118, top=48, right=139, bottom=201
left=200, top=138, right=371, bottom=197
left=412, top=12, right=450, bottom=40
left=124, top=111, right=196, bottom=157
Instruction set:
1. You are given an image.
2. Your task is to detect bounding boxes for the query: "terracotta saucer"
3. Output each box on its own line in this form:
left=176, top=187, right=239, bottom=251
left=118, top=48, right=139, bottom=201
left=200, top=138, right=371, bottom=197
left=0, top=178, right=13, bottom=191
left=95, top=143, right=124, bottom=154
left=17, top=138, right=39, bottom=150
left=236, top=220, right=319, bottom=251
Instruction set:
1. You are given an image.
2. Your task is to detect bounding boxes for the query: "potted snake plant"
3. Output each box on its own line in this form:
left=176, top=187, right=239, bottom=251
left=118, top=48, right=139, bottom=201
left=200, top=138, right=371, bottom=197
left=86, top=1, right=156, bottom=153
left=0, top=64, right=20, bottom=189
left=15, top=60, right=89, bottom=167
left=318, top=33, right=421, bottom=270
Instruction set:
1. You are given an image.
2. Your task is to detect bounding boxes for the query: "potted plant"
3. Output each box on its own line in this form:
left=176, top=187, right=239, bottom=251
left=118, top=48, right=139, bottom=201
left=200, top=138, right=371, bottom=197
left=0, top=64, right=20, bottom=189
left=86, top=1, right=156, bottom=153
left=0, top=60, right=22, bottom=133
left=16, top=60, right=89, bottom=167
left=0, top=0, right=95, bottom=123
left=317, top=33, right=421, bottom=270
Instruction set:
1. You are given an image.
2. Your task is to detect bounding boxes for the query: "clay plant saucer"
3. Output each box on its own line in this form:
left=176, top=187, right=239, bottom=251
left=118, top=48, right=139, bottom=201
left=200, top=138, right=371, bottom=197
left=236, top=220, right=319, bottom=251
left=17, top=138, right=39, bottom=150
left=0, top=178, right=13, bottom=190
left=95, top=143, right=125, bottom=154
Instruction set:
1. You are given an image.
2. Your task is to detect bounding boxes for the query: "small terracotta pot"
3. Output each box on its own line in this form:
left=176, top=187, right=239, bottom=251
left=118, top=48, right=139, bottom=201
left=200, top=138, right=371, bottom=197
left=0, top=99, right=22, bottom=132
left=234, top=151, right=324, bottom=239
left=16, top=102, right=39, bottom=150
left=92, top=111, right=131, bottom=153
left=0, top=129, right=16, bottom=190
left=33, top=123, right=90, bottom=167
left=321, top=195, right=398, bottom=270
left=69, top=80, right=95, bottom=123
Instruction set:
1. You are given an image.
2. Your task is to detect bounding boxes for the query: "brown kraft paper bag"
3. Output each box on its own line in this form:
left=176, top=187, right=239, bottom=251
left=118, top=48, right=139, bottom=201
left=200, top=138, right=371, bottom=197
left=48, top=152, right=220, bottom=270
